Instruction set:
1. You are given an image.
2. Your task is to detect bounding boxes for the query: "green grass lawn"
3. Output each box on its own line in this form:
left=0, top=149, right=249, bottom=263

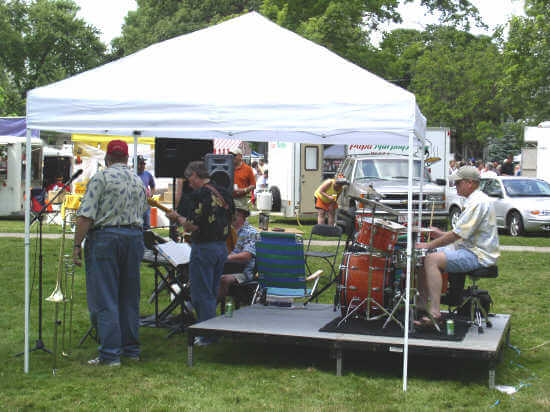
left=1, top=233, right=550, bottom=410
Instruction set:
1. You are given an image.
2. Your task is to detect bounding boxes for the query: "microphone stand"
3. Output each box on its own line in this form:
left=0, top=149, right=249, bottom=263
left=16, top=172, right=80, bottom=357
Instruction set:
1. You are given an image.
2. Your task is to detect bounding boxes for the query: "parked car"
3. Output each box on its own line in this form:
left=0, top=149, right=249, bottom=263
left=447, top=176, right=550, bottom=236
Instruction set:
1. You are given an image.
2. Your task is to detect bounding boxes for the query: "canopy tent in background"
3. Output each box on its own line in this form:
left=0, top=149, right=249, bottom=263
left=0, top=117, right=39, bottom=137
left=25, top=12, right=427, bottom=389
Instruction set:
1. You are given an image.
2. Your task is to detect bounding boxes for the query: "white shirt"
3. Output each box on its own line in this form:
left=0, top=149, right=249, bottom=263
left=452, top=189, right=500, bottom=266
left=480, top=170, right=497, bottom=178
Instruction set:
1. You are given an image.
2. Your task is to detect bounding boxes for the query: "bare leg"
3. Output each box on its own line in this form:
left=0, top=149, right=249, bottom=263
left=217, top=275, right=237, bottom=301
left=328, top=208, right=336, bottom=226
left=415, top=266, right=429, bottom=311
left=317, top=210, right=327, bottom=225
left=423, top=252, right=447, bottom=318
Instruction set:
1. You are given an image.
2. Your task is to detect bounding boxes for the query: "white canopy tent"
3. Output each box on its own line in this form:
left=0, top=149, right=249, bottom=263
left=25, top=12, right=427, bottom=388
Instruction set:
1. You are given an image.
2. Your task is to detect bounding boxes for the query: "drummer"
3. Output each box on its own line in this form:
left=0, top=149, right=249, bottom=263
left=313, top=176, right=348, bottom=225
left=414, top=166, right=499, bottom=329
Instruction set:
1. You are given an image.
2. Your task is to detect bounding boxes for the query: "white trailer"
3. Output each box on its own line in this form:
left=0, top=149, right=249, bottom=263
left=0, top=136, right=43, bottom=217
left=267, top=141, right=323, bottom=217
left=425, top=127, right=451, bottom=183
left=522, top=123, right=550, bottom=181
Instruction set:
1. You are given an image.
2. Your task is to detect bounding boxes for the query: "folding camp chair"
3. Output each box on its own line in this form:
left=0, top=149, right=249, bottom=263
left=254, top=232, right=323, bottom=305
left=304, top=224, right=343, bottom=282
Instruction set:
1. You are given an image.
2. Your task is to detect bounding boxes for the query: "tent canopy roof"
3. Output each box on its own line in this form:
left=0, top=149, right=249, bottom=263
left=27, top=12, right=425, bottom=145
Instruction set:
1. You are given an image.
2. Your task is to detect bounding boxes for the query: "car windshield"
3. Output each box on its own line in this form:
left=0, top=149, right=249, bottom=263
left=354, top=159, right=430, bottom=181
left=503, top=179, right=550, bottom=197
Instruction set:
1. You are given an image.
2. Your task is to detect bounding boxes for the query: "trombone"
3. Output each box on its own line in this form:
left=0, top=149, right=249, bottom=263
left=46, top=212, right=76, bottom=374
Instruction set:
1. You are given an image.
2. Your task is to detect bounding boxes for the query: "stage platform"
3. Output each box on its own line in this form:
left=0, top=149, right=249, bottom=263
left=187, top=303, right=511, bottom=387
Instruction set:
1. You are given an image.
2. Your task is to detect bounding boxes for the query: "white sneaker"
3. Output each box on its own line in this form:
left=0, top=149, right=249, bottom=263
left=88, top=356, right=121, bottom=367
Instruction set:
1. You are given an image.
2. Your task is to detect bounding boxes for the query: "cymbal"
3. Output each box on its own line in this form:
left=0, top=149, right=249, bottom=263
left=349, top=195, right=398, bottom=215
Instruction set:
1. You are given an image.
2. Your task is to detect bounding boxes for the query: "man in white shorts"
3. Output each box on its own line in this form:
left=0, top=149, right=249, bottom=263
left=414, top=166, right=499, bottom=329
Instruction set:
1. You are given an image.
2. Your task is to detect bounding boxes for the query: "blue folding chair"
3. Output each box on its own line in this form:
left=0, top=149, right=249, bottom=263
left=254, top=232, right=323, bottom=304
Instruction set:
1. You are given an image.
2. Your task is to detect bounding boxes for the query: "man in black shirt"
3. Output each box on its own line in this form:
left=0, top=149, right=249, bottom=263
left=167, top=161, right=234, bottom=345
left=501, top=154, right=515, bottom=176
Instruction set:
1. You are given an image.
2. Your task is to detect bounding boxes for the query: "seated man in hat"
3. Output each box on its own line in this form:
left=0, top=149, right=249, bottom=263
left=218, top=207, right=258, bottom=301
left=313, top=177, right=348, bottom=226
left=414, top=166, right=499, bottom=329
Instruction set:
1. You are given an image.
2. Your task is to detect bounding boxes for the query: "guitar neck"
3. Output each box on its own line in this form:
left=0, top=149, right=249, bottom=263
left=147, top=198, right=171, bottom=213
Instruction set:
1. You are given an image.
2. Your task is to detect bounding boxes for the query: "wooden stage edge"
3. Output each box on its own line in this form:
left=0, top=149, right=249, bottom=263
left=187, top=303, right=511, bottom=388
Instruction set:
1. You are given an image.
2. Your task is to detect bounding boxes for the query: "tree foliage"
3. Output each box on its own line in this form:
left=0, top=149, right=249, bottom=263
left=498, top=0, right=550, bottom=124
left=0, top=0, right=105, bottom=115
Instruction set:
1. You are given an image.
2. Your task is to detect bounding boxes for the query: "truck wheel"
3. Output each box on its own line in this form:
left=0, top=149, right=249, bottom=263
left=270, top=186, right=281, bottom=212
left=508, top=211, right=524, bottom=237
left=449, top=206, right=461, bottom=229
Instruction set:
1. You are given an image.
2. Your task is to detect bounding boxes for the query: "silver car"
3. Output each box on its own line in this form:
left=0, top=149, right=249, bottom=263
left=447, top=176, right=550, bottom=236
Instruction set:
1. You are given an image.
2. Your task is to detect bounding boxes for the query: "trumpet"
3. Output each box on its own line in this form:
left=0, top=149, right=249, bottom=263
left=46, top=214, right=68, bottom=374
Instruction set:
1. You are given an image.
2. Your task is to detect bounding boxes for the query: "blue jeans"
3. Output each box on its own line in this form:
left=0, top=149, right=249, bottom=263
left=189, top=241, right=227, bottom=323
left=85, top=227, right=144, bottom=362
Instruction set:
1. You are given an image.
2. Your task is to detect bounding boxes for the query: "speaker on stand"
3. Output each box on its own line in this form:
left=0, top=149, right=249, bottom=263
left=204, top=154, right=234, bottom=192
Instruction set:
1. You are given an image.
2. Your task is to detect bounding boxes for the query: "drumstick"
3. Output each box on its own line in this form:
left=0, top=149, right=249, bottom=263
left=427, top=200, right=435, bottom=242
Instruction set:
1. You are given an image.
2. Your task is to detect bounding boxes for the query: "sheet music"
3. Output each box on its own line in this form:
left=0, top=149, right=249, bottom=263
left=155, top=241, right=191, bottom=266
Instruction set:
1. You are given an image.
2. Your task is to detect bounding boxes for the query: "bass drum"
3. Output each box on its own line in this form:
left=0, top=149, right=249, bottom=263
left=339, top=252, right=390, bottom=317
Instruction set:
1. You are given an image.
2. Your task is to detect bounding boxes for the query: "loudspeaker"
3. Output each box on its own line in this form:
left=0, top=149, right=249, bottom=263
left=204, top=154, right=234, bottom=191
left=154, top=138, right=214, bottom=178
left=43, top=156, right=72, bottom=187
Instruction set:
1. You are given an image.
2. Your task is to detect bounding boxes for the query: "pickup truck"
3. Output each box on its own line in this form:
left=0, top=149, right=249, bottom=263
left=336, top=154, right=448, bottom=228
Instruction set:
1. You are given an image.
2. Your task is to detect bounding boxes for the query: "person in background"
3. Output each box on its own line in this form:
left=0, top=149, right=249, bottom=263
left=501, top=154, right=515, bottom=176
left=230, top=148, right=256, bottom=211
left=73, top=140, right=148, bottom=366
left=480, top=162, right=498, bottom=178
left=314, top=177, right=348, bottom=226
left=218, top=208, right=258, bottom=301
left=166, top=161, right=234, bottom=346
left=258, top=158, right=266, bottom=174
left=137, top=155, right=155, bottom=230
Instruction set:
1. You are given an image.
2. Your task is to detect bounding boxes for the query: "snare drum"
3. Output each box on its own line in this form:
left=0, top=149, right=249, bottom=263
left=339, top=252, right=390, bottom=316
left=355, top=218, right=404, bottom=253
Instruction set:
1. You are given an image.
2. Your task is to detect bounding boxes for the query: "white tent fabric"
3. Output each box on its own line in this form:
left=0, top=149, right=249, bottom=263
left=27, top=12, right=425, bottom=144
left=24, top=12, right=426, bottom=389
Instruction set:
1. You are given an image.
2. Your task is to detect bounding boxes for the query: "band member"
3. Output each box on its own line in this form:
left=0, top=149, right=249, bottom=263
left=166, top=161, right=234, bottom=346
left=137, top=155, right=155, bottom=230
left=314, top=177, right=348, bottom=225
left=73, top=140, right=148, bottom=366
left=230, top=148, right=255, bottom=211
left=218, top=207, right=258, bottom=301
left=415, top=166, right=499, bottom=329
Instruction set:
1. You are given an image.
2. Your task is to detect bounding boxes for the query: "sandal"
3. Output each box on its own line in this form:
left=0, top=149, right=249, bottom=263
left=413, top=315, right=444, bottom=333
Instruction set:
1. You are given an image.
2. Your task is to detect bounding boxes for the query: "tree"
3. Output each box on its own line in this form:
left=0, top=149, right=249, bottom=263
left=0, top=0, right=106, bottom=115
left=499, top=0, right=550, bottom=124
left=112, top=0, right=481, bottom=65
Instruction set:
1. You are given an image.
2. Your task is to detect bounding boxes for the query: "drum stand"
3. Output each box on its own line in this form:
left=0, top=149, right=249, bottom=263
left=337, top=204, right=403, bottom=329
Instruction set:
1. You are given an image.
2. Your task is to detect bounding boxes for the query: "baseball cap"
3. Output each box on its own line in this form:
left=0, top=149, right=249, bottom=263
left=449, top=166, right=480, bottom=183
left=230, top=148, right=243, bottom=156
left=107, top=140, right=128, bottom=156
left=137, top=155, right=146, bottom=163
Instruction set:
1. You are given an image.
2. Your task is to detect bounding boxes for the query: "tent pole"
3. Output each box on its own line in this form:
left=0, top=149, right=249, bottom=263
left=403, top=131, right=415, bottom=391
left=133, top=131, right=140, bottom=173
left=24, top=129, right=32, bottom=373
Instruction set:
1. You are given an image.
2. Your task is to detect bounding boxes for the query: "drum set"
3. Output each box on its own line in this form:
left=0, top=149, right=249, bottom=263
left=335, top=198, right=448, bottom=330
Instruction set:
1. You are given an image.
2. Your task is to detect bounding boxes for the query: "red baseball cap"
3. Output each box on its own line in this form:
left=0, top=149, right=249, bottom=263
left=107, top=140, right=128, bottom=156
